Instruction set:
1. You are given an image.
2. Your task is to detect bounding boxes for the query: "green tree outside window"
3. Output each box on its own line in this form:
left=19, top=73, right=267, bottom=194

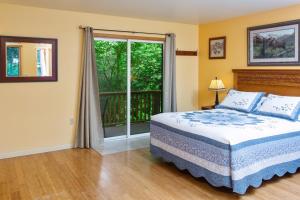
left=7, top=47, right=20, bottom=77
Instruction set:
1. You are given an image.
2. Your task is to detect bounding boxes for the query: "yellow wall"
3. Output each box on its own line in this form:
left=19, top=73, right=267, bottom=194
left=199, top=5, right=300, bottom=107
left=21, top=43, right=37, bottom=76
left=19, top=43, right=52, bottom=76
left=0, top=3, right=198, bottom=155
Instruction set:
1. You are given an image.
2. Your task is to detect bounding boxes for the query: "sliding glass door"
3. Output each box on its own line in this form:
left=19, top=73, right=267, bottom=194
left=95, top=39, right=128, bottom=138
left=95, top=38, right=163, bottom=139
left=130, top=41, right=163, bottom=135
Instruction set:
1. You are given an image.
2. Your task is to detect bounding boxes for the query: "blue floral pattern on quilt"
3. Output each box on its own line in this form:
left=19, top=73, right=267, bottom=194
left=182, top=110, right=264, bottom=126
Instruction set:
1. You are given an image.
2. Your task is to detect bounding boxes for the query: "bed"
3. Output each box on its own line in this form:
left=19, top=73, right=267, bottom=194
left=150, top=69, right=300, bottom=194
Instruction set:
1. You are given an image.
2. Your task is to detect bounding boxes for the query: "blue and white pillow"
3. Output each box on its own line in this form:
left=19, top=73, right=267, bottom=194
left=217, top=89, right=265, bottom=113
left=255, top=94, right=300, bottom=121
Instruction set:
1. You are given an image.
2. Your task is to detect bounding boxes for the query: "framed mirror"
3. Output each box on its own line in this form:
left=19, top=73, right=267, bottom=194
left=0, top=36, right=57, bottom=82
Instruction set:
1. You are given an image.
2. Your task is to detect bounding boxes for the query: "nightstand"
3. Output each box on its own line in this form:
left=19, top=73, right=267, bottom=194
left=201, top=105, right=215, bottom=110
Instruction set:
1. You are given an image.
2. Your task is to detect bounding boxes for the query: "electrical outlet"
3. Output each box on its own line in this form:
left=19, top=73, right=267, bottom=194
left=69, top=118, right=74, bottom=125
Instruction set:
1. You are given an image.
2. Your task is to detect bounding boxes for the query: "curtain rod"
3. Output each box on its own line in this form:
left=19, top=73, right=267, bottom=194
left=79, top=25, right=168, bottom=36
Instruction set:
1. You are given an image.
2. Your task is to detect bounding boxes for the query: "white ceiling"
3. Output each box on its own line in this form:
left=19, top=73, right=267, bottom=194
left=1, top=0, right=300, bottom=24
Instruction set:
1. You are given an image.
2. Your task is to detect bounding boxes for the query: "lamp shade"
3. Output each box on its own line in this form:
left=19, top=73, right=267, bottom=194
left=209, top=78, right=225, bottom=91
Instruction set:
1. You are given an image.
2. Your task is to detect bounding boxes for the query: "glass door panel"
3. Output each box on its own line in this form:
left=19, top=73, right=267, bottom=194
left=130, top=41, right=163, bottom=135
left=95, top=39, right=128, bottom=138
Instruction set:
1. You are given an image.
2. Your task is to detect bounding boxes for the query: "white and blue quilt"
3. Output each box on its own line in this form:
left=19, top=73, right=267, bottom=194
left=150, top=108, right=300, bottom=194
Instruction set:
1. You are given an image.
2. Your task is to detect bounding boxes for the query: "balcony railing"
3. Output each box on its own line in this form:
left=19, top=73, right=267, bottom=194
left=100, top=90, right=162, bottom=127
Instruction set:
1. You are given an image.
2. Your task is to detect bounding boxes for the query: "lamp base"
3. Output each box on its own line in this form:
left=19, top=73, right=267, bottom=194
left=215, top=91, right=219, bottom=107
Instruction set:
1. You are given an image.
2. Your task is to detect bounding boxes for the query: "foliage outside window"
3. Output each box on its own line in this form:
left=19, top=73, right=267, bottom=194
left=94, top=39, right=163, bottom=132
left=94, top=40, right=163, bottom=92
left=6, top=46, right=20, bottom=77
left=36, top=49, right=42, bottom=76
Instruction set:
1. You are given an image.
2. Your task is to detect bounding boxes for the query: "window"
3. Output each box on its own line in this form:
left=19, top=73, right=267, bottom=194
left=36, top=49, right=42, bottom=76
left=6, top=46, right=21, bottom=77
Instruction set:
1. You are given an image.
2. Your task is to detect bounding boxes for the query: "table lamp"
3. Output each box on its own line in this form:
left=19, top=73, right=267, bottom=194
left=209, top=77, right=226, bottom=106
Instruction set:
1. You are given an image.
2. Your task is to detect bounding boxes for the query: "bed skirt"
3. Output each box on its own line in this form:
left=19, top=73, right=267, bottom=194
left=150, top=144, right=300, bottom=194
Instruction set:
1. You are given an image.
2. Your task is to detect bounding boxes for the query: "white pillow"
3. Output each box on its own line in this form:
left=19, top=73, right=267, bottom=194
left=255, top=94, right=300, bottom=121
left=253, top=97, right=267, bottom=111
left=217, top=89, right=265, bottom=113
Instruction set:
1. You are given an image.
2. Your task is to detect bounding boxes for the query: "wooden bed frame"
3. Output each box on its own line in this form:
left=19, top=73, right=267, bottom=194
left=232, top=69, right=300, bottom=96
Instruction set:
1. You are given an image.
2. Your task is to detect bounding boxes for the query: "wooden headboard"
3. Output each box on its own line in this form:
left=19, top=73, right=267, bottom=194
left=232, top=69, right=300, bottom=96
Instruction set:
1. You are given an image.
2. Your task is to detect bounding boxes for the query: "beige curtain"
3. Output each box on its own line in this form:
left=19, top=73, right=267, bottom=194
left=163, top=33, right=177, bottom=112
left=39, top=48, right=50, bottom=76
left=75, top=27, right=104, bottom=148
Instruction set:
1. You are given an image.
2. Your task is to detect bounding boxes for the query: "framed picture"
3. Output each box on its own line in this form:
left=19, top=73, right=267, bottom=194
left=209, top=36, right=226, bottom=59
left=248, top=20, right=300, bottom=66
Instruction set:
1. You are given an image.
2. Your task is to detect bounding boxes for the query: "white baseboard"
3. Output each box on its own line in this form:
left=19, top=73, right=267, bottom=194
left=104, top=132, right=150, bottom=142
left=0, top=144, right=74, bottom=160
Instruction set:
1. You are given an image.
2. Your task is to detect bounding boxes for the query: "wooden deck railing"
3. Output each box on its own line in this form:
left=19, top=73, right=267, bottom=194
left=100, top=90, right=162, bottom=127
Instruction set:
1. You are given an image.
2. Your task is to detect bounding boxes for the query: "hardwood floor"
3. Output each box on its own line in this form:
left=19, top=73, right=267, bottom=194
left=1, top=149, right=300, bottom=200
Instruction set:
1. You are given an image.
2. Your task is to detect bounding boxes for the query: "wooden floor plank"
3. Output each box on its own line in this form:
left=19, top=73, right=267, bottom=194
left=0, top=148, right=300, bottom=200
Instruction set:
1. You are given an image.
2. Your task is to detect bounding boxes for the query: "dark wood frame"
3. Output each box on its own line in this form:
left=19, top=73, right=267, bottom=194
left=176, top=50, right=197, bottom=56
left=209, top=36, right=226, bottom=59
left=247, top=20, right=300, bottom=66
left=0, top=36, right=58, bottom=82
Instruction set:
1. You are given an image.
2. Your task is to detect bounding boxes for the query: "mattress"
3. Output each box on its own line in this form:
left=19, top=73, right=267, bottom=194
left=150, top=108, right=300, bottom=194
